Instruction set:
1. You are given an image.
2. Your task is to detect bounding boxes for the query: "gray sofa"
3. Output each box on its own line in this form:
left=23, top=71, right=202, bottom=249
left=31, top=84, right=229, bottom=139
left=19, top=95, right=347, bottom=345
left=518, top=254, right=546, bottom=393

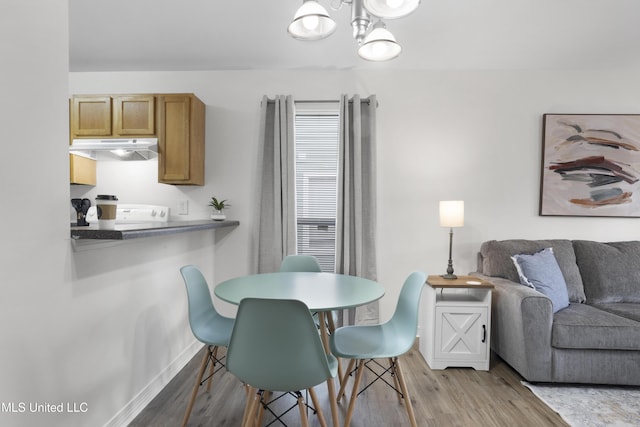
left=473, top=239, right=640, bottom=385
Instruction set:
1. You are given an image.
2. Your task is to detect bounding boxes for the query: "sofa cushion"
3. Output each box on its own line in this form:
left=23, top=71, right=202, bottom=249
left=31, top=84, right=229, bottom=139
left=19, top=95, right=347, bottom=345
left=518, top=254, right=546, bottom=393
left=480, top=239, right=586, bottom=303
left=511, top=248, right=570, bottom=313
left=573, top=240, right=640, bottom=304
left=552, top=304, right=640, bottom=351
left=592, top=303, right=640, bottom=323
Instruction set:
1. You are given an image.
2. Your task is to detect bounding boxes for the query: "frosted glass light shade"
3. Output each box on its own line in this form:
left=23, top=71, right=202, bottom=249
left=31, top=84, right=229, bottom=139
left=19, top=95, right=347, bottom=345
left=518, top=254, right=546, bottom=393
left=363, top=0, right=420, bottom=19
left=439, top=201, right=464, bottom=227
left=357, top=22, right=402, bottom=61
left=288, top=0, right=337, bottom=40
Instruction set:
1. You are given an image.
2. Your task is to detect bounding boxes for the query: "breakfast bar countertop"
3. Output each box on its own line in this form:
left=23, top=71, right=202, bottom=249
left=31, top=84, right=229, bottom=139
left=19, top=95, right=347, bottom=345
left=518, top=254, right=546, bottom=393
left=70, top=220, right=240, bottom=240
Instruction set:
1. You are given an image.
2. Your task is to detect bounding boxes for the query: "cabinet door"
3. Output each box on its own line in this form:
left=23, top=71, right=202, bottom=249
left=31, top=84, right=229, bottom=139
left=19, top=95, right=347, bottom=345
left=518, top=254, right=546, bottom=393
left=69, top=154, right=96, bottom=185
left=434, top=306, right=488, bottom=361
left=71, top=96, right=112, bottom=137
left=158, top=95, right=190, bottom=181
left=113, top=95, right=155, bottom=136
left=157, top=94, right=205, bottom=185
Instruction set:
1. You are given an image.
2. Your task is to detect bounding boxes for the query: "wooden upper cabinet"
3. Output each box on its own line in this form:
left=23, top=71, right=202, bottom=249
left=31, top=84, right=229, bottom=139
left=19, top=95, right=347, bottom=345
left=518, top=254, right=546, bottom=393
left=69, top=154, right=97, bottom=185
left=71, top=96, right=112, bottom=137
left=157, top=94, right=205, bottom=186
left=70, top=94, right=155, bottom=138
left=69, top=93, right=205, bottom=186
left=113, top=95, right=155, bottom=135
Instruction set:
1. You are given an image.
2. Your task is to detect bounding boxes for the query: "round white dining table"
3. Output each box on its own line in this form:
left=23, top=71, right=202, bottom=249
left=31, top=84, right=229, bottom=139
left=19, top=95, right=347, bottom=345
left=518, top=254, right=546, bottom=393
left=214, top=271, right=385, bottom=311
left=215, top=271, right=383, bottom=427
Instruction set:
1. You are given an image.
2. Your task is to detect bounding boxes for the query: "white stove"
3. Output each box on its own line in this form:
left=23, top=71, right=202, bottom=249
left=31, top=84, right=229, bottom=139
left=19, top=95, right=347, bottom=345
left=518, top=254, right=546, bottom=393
left=86, top=204, right=169, bottom=224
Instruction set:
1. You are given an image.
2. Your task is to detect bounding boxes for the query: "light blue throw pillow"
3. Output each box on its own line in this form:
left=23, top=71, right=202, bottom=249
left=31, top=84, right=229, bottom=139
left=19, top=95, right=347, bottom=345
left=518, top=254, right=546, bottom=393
left=511, top=247, right=570, bottom=313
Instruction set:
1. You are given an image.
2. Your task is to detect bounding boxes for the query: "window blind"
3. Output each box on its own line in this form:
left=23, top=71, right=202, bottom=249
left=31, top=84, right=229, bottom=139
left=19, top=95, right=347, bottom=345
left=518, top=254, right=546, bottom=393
left=294, top=105, right=339, bottom=272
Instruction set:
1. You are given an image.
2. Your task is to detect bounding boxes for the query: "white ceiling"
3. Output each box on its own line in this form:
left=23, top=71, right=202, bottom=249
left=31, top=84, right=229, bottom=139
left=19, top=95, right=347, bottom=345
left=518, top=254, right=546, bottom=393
left=69, top=0, right=640, bottom=72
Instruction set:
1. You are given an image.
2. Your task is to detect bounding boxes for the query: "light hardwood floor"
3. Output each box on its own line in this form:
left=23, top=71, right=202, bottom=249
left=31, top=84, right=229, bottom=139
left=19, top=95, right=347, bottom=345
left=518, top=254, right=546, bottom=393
left=130, top=345, right=568, bottom=426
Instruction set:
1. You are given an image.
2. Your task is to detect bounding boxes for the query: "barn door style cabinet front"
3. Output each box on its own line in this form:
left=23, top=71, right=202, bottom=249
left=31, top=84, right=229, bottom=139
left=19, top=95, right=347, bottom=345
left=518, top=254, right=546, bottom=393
left=420, top=275, right=494, bottom=371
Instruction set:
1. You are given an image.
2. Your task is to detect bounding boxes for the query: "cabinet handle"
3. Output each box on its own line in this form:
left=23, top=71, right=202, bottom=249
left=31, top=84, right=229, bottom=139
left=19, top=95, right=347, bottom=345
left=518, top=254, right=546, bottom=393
left=482, top=325, right=487, bottom=343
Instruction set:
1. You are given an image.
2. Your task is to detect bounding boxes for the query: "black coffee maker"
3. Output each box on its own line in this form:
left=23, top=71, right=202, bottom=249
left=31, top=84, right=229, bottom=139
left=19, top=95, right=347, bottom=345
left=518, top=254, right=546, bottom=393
left=71, top=198, right=91, bottom=226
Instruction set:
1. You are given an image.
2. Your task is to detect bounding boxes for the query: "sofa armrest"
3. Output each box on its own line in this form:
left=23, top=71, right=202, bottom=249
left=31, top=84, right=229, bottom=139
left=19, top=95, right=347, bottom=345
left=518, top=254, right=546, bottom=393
left=472, top=273, right=554, bottom=382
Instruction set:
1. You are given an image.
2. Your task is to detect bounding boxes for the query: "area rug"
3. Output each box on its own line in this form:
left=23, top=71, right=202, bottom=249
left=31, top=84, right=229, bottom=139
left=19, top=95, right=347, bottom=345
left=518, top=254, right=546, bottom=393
left=522, top=381, right=640, bottom=427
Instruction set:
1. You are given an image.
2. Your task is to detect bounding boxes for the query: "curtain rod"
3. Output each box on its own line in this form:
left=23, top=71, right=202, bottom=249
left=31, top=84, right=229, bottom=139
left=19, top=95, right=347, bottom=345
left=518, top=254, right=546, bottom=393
left=262, top=97, right=377, bottom=106
left=296, top=99, right=376, bottom=105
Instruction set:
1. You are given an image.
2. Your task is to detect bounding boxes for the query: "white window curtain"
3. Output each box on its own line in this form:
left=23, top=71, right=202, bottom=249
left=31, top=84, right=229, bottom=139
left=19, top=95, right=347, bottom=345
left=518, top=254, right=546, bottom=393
left=336, top=94, right=378, bottom=325
left=256, top=95, right=296, bottom=273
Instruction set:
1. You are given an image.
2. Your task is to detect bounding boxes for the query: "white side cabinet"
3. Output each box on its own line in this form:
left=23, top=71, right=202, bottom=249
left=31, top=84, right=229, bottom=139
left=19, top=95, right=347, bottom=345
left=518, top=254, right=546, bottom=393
left=420, top=275, right=494, bottom=371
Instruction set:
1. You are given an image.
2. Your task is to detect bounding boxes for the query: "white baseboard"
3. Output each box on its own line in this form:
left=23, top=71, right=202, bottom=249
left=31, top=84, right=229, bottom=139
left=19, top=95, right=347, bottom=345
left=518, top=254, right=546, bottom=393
left=103, top=339, right=203, bottom=427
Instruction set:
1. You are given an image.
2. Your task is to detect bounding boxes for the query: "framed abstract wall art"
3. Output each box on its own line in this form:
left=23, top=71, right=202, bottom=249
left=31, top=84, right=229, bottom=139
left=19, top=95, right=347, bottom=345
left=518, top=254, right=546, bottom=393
left=540, top=114, right=640, bottom=217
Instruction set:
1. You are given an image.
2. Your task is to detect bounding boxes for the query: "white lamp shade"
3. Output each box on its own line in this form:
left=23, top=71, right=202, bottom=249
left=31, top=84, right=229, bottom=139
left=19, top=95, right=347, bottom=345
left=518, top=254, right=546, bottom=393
left=288, top=0, right=337, bottom=41
left=363, top=0, right=420, bottom=19
left=357, top=22, right=402, bottom=61
left=439, top=200, right=464, bottom=227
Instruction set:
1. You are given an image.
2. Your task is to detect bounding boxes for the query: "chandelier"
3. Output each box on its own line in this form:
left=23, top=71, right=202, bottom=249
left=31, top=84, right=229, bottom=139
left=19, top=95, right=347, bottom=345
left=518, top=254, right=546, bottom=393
left=287, top=0, right=421, bottom=62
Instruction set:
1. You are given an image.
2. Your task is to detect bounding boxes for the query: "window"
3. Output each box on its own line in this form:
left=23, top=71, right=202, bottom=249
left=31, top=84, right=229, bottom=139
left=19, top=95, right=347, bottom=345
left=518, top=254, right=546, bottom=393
left=294, top=102, right=339, bottom=272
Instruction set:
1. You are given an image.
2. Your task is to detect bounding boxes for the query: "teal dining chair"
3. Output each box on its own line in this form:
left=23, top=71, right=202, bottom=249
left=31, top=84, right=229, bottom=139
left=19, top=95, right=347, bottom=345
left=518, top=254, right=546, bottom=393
left=279, top=254, right=323, bottom=273
left=226, top=298, right=339, bottom=427
left=179, top=265, right=235, bottom=427
left=329, top=271, right=427, bottom=427
left=279, top=255, right=339, bottom=330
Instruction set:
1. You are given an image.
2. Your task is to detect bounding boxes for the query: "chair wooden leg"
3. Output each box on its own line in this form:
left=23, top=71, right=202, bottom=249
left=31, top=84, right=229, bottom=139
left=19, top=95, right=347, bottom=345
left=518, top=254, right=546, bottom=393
left=389, top=357, right=402, bottom=403
left=308, top=387, right=328, bottom=427
left=206, top=346, right=219, bottom=392
left=327, top=311, right=336, bottom=334
left=255, top=390, right=271, bottom=427
left=240, top=387, right=252, bottom=427
left=326, top=313, right=343, bottom=385
left=337, top=359, right=356, bottom=401
left=297, top=392, right=310, bottom=427
left=242, top=387, right=260, bottom=427
left=181, top=347, right=210, bottom=427
left=344, top=359, right=365, bottom=427
left=326, top=377, right=339, bottom=427
left=394, top=357, right=417, bottom=427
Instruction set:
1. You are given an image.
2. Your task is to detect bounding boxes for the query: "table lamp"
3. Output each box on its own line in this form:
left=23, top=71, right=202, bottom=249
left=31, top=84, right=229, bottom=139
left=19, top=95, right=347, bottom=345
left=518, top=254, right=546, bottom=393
left=439, top=200, right=464, bottom=279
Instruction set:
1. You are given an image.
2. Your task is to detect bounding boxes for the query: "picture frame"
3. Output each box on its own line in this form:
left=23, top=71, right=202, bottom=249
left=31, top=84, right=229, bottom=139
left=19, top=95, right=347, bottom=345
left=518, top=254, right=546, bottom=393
left=540, top=114, right=640, bottom=217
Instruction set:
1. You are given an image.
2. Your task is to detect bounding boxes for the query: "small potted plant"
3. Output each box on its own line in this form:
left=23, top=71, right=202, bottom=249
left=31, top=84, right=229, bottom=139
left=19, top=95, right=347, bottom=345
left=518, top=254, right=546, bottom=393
left=209, top=197, right=230, bottom=221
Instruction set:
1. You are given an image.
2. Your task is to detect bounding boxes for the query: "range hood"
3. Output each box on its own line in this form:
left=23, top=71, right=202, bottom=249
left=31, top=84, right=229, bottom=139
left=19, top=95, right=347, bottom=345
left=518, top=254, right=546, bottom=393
left=69, top=138, right=158, bottom=161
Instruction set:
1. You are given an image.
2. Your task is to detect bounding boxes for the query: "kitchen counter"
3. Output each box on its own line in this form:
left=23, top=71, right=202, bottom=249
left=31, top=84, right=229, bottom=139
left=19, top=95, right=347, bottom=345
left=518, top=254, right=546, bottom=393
left=70, top=220, right=239, bottom=240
